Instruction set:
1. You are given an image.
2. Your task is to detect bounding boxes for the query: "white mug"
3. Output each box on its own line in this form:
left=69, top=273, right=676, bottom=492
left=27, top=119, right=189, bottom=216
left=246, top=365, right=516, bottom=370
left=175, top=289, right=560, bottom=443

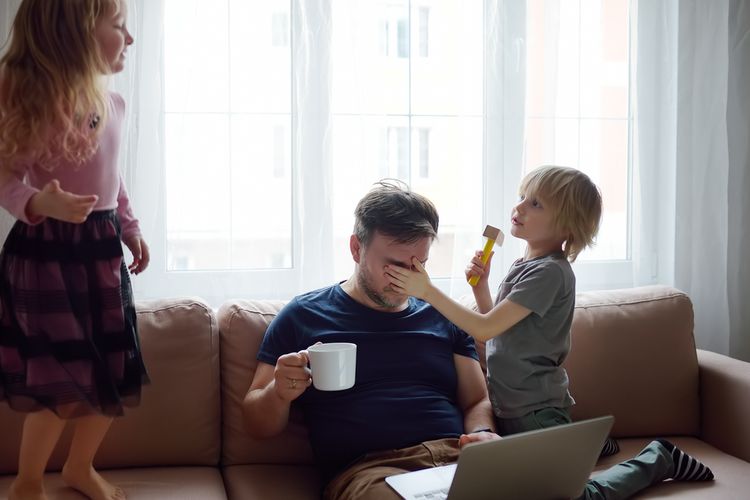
left=308, top=342, right=357, bottom=391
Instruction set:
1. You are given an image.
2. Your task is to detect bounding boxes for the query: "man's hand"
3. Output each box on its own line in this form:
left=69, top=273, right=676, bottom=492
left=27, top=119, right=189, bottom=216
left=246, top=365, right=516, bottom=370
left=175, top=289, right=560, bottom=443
left=27, top=179, right=98, bottom=223
left=273, top=350, right=313, bottom=401
left=124, top=235, right=150, bottom=275
left=458, top=430, right=501, bottom=448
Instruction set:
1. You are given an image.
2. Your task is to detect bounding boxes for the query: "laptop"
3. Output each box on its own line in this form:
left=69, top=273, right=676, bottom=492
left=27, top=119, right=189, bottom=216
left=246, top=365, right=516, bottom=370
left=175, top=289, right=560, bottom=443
left=385, top=415, right=614, bottom=500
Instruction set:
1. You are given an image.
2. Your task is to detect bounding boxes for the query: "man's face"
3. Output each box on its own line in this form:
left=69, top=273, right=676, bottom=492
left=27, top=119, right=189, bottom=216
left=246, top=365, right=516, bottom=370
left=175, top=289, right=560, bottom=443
left=353, top=231, right=432, bottom=311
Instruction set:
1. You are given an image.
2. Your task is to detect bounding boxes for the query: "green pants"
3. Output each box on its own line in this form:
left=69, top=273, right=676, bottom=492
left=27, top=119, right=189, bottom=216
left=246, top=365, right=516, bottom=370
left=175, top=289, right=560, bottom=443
left=496, top=406, right=573, bottom=435
left=497, top=408, right=674, bottom=500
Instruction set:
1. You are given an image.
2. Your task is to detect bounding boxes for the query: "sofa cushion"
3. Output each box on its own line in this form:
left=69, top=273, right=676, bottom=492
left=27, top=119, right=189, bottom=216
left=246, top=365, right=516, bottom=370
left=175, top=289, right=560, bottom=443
left=0, top=298, right=221, bottom=472
left=0, top=410, right=24, bottom=475
left=223, top=464, right=321, bottom=500
left=698, top=349, right=750, bottom=463
left=217, top=299, right=314, bottom=467
left=564, top=286, right=700, bottom=437
left=98, top=298, right=222, bottom=468
left=0, top=466, right=227, bottom=499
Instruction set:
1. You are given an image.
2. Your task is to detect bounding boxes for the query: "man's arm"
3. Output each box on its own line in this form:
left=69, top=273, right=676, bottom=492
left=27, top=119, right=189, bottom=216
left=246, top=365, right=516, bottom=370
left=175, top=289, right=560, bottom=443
left=453, top=354, right=495, bottom=433
left=242, top=351, right=312, bottom=438
left=454, top=353, right=501, bottom=447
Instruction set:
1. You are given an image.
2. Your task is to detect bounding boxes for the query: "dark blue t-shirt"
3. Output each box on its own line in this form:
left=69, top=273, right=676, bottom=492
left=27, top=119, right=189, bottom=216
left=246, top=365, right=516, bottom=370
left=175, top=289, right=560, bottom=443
left=257, top=284, right=478, bottom=479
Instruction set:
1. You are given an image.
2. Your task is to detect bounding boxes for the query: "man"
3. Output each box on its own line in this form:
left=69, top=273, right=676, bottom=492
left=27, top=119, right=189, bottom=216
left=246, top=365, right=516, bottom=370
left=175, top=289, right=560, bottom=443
left=242, top=180, right=497, bottom=499
left=242, top=180, right=714, bottom=500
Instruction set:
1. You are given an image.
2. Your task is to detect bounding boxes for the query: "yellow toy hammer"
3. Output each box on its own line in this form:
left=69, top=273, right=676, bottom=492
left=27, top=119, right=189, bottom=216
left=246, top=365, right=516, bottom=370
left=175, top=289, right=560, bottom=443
left=468, top=225, right=504, bottom=287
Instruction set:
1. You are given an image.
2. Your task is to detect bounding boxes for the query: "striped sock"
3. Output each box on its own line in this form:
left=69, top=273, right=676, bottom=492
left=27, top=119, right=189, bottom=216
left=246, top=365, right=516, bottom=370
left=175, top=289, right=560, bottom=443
left=599, top=437, right=620, bottom=457
left=656, top=439, right=714, bottom=481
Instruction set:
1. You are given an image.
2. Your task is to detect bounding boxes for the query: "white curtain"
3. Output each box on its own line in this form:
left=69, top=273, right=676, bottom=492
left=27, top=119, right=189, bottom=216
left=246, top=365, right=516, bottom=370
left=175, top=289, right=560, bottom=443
left=633, top=0, right=750, bottom=360
left=115, top=0, right=502, bottom=305
left=726, top=0, right=750, bottom=361
left=2, top=1, right=750, bottom=361
left=0, top=1, right=21, bottom=239
left=113, top=0, right=164, bottom=279
left=483, top=0, right=527, bottom=289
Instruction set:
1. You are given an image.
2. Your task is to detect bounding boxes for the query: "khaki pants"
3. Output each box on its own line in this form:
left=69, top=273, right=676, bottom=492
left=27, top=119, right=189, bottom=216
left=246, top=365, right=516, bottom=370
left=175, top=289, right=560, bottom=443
left=324, top=438, right=460, bottom=500
left=324, top=433, right=673, bottom=500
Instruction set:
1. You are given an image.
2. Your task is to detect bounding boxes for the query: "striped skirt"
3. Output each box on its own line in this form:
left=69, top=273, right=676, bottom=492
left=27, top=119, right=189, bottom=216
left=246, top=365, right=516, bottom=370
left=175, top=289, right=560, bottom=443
left=0, top=210, right=148, bottom=418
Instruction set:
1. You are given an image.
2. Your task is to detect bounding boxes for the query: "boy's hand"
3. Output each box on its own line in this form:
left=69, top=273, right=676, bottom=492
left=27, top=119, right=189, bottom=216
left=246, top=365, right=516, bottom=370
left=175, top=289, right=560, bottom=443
left=384, top=257, right=432, bottom=300
left=27, top=179, right=98, bottom=223
left=465, top=250, right=494, bottom=286
left=124, top=235, right=150, bottom=274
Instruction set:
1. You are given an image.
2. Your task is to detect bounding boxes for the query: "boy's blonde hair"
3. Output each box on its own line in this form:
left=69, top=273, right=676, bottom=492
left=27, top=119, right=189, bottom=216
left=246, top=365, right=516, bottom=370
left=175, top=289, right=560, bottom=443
left=0, top=0, right=120, bottom=171
left=519, top=165, right=602, bottom=262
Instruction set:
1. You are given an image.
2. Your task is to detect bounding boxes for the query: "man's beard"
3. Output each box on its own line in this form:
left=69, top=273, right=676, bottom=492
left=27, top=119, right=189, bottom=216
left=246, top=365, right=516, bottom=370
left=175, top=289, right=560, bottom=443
left=356, top=265, right=405, bottom=310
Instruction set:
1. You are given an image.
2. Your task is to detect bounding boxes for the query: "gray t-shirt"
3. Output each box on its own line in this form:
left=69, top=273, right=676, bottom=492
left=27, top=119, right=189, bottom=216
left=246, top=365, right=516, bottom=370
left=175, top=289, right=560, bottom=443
left=486, top=253, right=576, bottom=418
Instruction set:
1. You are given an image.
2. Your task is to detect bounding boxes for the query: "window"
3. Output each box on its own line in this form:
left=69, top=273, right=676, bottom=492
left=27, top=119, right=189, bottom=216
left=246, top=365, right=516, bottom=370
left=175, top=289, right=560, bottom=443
left=418, top=128, right=430, bottom=177
left=271, top=12, right=289, bottom=47
left=523, top=0, right=630, bottom=263
left=418, top=6, right=429, bottom=57
left=390, top=126, right=409, bottom=179
left=330, top=0, right=483, bottom=280
left=397, top=18, right=409, bottom=58
left=164, top=0, right=292, bottom=273
left=158, top=0, right=633, bottom=302
left=273, top=125, right=286, bottom=178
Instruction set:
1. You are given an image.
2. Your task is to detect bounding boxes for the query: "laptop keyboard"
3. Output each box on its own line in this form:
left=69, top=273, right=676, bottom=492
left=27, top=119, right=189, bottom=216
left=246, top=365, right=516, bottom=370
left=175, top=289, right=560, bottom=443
left=414, top=487, right=449, bottom=499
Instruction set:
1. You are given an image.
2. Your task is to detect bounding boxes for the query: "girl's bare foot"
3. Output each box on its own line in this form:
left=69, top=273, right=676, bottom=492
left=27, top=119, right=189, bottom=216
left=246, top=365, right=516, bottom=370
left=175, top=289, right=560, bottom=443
left=9, top=479, right=47, bottom=500
left=61, top=463, right=125, bottom=500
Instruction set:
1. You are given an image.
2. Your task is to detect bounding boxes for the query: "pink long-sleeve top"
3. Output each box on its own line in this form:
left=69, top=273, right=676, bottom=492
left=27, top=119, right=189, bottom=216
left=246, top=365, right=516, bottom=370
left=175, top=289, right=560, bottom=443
left=0, top=91, right=140, bottom=239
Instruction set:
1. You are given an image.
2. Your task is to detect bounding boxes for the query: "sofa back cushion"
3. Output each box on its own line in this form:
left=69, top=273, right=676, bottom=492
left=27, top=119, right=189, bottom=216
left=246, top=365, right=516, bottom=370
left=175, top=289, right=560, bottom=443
left=563, top=285, right=700, bottom=437
left=0, top=298, right=221, bottom=473
left=212, top=285, right=700, bottom=469
left=217, top=299, right=314, bottom=467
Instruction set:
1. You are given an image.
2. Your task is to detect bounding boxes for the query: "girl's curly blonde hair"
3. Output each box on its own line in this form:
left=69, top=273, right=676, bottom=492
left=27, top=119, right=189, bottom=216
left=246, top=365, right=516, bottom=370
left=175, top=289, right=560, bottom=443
left=0, top=0, right=120, bottom=172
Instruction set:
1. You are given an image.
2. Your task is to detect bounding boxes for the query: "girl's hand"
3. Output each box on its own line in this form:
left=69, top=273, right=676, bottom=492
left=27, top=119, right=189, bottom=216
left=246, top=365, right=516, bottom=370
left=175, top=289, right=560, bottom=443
left=123, top=235, right=150, bottom=274
left=385, top=257, right=433, bottom=300
left=465, top=250, right=494, bottom=287
left=27, top=179, right=98, bottom=223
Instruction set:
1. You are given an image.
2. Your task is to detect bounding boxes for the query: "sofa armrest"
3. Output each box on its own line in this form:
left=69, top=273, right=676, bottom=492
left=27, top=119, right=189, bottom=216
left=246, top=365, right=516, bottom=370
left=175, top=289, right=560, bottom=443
left=698, top=349, right=750, bottom=462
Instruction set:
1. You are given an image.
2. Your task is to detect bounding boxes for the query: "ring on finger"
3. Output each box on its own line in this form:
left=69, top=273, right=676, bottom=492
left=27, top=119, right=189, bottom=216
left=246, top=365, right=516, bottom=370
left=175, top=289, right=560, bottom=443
left=288, top=378, right=298, bottom=389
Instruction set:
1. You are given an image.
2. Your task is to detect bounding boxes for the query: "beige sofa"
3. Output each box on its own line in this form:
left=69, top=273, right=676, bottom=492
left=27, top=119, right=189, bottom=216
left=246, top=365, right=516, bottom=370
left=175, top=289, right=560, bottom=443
left=0, top=285, right=748, bottom=499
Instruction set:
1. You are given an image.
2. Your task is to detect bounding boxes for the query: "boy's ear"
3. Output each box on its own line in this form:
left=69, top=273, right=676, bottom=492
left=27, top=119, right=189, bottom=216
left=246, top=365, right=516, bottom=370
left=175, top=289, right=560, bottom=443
left=560, top=227, right=574, bottom=248
left=559, top=233, right=571, bottom=247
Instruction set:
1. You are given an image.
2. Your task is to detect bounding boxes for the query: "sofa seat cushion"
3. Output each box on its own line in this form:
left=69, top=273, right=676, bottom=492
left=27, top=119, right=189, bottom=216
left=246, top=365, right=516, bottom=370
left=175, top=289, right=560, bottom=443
left=0, top=466, right=227, bottom=499
left=592, top=437, right=750, bottom=498
left=223, top=464, right=321, bottom=500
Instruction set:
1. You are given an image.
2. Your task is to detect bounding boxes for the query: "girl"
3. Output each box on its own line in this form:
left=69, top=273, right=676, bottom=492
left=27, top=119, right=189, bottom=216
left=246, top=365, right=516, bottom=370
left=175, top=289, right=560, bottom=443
left=385, top=166, right=714, bottom=498
left=0, top=1, right=147, bottom=499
